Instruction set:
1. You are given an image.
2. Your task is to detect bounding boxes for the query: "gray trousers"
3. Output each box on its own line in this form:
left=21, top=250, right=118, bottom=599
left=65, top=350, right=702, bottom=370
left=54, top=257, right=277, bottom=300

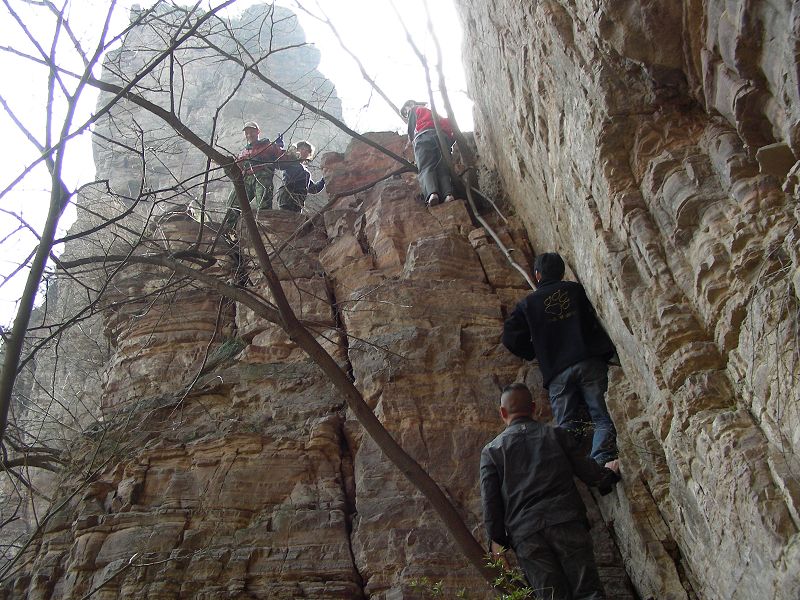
left=514, top=520, right=605, bottom=600
left=413, top=129, right=454, bottom=201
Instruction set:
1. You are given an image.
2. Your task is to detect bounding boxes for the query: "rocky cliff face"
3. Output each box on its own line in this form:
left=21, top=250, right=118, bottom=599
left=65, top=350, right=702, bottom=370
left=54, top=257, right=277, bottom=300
left=6, top=2, right=800, bottom=599
left=9, top=2, right=348, bottom=459
left=2, top=5, right=349, bottom=571
left=2, top=134, right=638, bottom=599
left=458, top=1, right=800, bottom=598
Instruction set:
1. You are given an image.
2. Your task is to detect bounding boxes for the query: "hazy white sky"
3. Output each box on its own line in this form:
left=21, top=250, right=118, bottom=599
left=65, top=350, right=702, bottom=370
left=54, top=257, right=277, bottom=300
left=0, top=0, right=473, bottom=325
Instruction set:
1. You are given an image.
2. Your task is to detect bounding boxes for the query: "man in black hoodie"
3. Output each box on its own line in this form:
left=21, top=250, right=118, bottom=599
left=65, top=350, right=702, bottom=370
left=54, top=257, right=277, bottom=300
left=501, top=252, right=618, bottom=468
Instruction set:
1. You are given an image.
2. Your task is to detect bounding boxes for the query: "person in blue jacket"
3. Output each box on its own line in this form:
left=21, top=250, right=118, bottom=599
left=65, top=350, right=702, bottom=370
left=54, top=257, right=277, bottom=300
left=275, top=140, right=325, bottom=213
left=501, top=252, right=618, bottom=468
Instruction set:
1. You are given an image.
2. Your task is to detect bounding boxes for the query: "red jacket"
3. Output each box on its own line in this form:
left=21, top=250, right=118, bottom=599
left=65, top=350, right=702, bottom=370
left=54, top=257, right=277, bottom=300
left=409, top=106, right=454, bottom=141
left=237, top=139, right=284, bottom=174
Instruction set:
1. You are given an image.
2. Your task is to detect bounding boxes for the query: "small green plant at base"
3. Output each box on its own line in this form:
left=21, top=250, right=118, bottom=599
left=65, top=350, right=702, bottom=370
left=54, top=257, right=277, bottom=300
left=410, top=577, right=446, bottom=597
left=409, top=556, right=537, bottom=599
left=206, top=336, right=246, bottom=365
left=488, top=556, right=537, bottom=600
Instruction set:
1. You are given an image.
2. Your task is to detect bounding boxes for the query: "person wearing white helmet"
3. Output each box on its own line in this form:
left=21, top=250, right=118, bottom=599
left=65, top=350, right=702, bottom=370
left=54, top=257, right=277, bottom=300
left=222, top=121, right=285, bottom=228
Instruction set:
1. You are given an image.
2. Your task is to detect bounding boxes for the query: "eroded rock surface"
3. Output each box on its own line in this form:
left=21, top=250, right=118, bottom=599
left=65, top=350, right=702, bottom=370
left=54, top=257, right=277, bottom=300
left=9, top=2, right=799, bottom=598
left=3, top=135, right=639, bottom=599
left=458, top=1, right=800, bottom=598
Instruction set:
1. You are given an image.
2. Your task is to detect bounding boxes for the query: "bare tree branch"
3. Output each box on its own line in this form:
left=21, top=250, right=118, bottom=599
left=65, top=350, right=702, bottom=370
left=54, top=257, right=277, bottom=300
left=198, top=21, right=416, bottom=170
left=293, top=1, right=401, bottom=117
left=0, top=0, right=237, bottom=204
left=0, top=1, right=240, bottom=449
left=394, top=0, right=536, bottom=291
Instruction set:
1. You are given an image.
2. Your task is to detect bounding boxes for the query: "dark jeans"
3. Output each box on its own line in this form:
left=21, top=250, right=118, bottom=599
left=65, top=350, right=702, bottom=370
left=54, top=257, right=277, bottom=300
left=548, top=357, right=617, bottom=465
left=276, top=186, right=305, bottom=212
left=514, top=520, right=605, bottom=600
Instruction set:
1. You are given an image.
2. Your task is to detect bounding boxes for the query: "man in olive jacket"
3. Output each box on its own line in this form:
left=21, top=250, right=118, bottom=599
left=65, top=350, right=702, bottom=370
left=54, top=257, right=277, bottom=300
left=501, top=252, right=618, bottom=467
left=480, top=383, right=619, bottom=600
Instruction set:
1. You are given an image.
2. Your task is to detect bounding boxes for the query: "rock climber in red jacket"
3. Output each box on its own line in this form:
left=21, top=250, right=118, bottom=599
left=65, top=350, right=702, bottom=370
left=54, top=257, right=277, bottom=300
left=401, top=100, right=457, bottom=207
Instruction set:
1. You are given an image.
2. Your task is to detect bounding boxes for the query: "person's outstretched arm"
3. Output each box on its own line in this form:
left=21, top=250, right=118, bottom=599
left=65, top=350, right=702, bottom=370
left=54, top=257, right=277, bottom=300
left=308, top=177, right=325, bottom=194
left=501, top=303, right=535, bottom=360
left=406, top=108, right=417, bottom=142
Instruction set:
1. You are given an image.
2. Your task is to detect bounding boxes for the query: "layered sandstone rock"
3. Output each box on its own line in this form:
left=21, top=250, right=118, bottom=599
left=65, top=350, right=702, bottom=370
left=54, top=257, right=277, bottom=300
left=6, top=0, right=347, bottom=488
left=458, top=1, right=800, bottom=598
left=101, top=214, right=237, bottom=409
left=2, top=134, right=639, bottom=599
left=11, top=1, right=799, bottom=598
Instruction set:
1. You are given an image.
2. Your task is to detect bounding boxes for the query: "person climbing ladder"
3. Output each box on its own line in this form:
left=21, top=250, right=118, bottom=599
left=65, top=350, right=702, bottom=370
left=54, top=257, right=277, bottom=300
left=401, top=99, right=457, bottom=207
